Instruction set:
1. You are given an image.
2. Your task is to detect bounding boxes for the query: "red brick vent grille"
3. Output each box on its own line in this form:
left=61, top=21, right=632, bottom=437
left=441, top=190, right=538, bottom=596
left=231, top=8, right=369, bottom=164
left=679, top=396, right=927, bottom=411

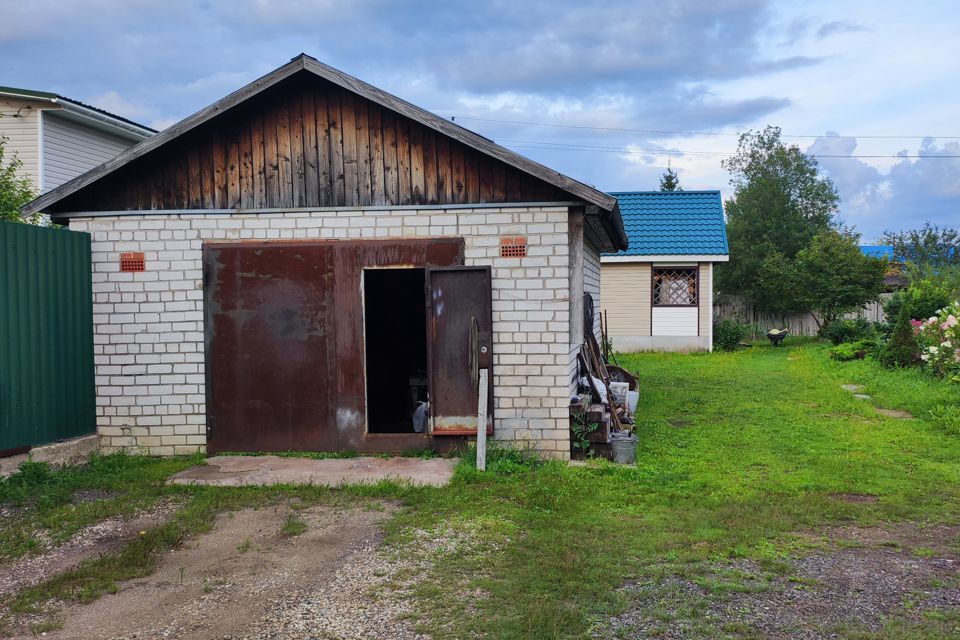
left=499, top=236, right=528, bottom=258
left=120, top=252, right=146, bottom=272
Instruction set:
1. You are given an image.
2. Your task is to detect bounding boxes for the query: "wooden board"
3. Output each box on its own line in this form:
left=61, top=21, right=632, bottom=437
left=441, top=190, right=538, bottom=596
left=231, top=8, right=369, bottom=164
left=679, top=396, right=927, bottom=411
left=44, top=76, right=572, bottom=213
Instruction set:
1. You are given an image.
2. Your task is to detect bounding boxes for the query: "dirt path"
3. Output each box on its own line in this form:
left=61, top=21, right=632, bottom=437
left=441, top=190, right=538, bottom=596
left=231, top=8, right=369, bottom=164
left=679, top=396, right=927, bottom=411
left=21, top=503, right=404, bottom=640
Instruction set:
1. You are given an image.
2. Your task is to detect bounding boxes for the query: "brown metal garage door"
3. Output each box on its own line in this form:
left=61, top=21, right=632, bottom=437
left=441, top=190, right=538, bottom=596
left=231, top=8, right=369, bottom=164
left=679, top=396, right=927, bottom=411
left=202, top=238, right=480, bottom=454
left=203, top=241, right=337, bottom=453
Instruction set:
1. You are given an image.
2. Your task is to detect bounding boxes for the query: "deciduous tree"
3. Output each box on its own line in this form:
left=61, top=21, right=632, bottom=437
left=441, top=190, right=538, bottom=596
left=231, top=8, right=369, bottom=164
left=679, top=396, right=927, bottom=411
left=794, top=230, right=886, bottom=326
left=880, top=223, right=959, bottom=268
left=0, top=137, right=38, bottom=224
left=716, top=126, right=840, bottom=314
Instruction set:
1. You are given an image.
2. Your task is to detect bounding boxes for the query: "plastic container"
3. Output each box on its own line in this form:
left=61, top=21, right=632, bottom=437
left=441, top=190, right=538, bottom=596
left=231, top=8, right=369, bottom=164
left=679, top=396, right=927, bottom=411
left=627, top=391, right=639, bottom=414
left=610, top=432, right=637, bottom=465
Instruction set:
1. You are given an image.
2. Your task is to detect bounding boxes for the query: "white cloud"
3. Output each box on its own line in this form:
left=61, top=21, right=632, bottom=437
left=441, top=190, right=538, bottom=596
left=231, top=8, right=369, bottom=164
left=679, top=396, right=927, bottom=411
left=810, top=135, right=960, bottom=240
left=87, top=90, right=151, bottom=120
left=0, top=0, right=955, bottom=237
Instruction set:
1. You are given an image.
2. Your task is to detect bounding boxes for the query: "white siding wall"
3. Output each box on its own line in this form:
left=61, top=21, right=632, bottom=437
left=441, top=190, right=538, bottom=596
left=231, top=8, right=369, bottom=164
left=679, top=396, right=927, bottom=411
left=0, top=98, right=41, bottom=191
left=568, top=235, right=603, bottom=397
left=42, top=113, right=133, bottom=191
left=600, top=263, right=651, bottom=338
left=584, top=238, right=602, bottom=341
left=652, top=307, right=699, bottom=336
left=699, top=263, right=713, bottom=350
left=69, top=205, right=575, bottom=459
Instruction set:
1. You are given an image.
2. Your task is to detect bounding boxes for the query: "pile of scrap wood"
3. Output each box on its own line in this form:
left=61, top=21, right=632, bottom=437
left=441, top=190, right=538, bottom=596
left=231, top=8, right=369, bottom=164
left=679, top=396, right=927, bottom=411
left=570, top=304, right=637, bottom=446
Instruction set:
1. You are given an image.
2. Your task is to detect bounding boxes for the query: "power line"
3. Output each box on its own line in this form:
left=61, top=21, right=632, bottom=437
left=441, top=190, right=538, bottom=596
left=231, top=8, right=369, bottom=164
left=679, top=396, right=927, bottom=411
left=448, top=114, right=960, bottom=140
left=498, top=140, right=960, bottom=159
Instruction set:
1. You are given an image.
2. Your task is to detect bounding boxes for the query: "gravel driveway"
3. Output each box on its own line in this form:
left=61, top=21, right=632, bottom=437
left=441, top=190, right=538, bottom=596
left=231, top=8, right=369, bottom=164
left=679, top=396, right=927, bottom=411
left=7, top=502, right=435, bottom=640
left=596, top=524, right=960, bottom=639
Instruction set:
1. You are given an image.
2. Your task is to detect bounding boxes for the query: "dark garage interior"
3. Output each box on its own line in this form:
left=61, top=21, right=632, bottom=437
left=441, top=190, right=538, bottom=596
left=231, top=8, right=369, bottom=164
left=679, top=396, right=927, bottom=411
left=363, top=268, right=428, bottom=434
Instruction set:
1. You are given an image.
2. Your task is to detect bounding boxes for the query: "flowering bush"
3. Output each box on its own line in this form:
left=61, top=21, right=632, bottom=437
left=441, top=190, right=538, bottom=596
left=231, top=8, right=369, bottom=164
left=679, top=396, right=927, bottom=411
left=915, top=301, right=960, bottom=381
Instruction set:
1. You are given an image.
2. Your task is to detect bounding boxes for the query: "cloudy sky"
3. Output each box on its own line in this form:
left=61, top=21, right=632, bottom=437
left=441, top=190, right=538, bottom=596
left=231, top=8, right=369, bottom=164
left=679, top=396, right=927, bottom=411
left=2, top=0, right=957, bottom=240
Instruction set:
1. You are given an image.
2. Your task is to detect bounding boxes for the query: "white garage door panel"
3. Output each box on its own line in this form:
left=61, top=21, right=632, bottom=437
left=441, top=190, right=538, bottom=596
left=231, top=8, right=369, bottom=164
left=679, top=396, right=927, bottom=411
left=652, top=307, right=698, bottom=336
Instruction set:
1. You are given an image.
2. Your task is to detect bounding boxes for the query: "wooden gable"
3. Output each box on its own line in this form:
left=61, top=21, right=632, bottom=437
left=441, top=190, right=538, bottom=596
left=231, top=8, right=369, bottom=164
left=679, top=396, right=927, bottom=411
left=48, top=72, right=572, bottom=214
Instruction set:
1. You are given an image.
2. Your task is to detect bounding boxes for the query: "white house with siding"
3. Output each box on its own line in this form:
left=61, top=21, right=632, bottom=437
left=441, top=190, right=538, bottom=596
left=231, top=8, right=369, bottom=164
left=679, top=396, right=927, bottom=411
left=600, top=190, right=729, bottom=352
left=0, top=87, right=154, bottom=193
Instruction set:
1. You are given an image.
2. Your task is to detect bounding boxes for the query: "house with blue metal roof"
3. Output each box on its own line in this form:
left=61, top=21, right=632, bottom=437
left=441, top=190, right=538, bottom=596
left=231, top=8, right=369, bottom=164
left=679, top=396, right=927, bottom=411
left=599, top=190, right=729, bottom=352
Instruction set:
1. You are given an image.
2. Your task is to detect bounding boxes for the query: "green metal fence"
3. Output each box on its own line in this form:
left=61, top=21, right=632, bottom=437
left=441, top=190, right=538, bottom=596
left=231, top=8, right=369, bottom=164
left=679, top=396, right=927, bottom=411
left=1, top=221, right=94, bottom=454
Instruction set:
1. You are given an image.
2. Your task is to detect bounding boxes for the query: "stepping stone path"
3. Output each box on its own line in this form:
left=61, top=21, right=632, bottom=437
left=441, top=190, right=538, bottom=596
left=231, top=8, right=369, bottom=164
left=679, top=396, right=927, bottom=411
left=876, top=408, right=914, bottom=419
left=841, top=383, right=914, bottom=419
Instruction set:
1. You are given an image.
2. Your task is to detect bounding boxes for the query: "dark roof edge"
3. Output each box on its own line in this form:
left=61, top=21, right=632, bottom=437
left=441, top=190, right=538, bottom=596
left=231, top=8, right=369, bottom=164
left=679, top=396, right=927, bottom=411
left=25, top=54, right=621, bottom=252
left=0, top=86, right=156, bottom=134
left=56, top=97, right=157, bottom=134
left=591, top=203, right=628, bottom=252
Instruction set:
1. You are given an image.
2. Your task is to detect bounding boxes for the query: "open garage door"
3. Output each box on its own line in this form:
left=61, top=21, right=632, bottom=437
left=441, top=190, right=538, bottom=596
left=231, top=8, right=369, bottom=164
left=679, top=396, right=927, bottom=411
left=427, top=266, right=494, bottom=436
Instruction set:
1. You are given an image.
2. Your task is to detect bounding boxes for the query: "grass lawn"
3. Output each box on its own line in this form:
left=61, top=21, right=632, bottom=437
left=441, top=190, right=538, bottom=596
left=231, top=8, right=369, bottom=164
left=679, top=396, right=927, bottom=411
left=2, top=340, right=960, bottom=638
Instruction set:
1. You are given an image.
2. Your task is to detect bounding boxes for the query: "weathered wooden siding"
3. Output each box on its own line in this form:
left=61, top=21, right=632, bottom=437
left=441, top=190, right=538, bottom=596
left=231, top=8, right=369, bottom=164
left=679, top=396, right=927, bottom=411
left=0, top=98, right=41, bottom=191
left=600, top=263, right=651, bottom=337
left=51, top=74, right=568, bottom=213
left=42, top=113, right=133, bottom=191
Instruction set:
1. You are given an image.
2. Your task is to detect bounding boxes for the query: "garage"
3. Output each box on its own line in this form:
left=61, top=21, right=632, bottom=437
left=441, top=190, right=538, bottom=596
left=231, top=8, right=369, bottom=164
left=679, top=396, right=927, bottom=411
left=203, top=237, right=491, bottom=453
left=24, top=53, right=628, bottom=458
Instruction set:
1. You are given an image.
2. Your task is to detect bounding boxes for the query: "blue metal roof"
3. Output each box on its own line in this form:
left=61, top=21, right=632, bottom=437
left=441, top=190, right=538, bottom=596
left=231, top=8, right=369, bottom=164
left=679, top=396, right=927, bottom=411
left=604, top=190, right=728, bottom=257
left=860, top=245, right=894, bottom=259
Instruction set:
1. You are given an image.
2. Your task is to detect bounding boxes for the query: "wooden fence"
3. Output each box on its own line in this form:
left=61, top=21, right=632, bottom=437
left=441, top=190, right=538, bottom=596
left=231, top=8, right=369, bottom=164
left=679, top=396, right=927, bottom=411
left=713, top=294, right=892, bottom=337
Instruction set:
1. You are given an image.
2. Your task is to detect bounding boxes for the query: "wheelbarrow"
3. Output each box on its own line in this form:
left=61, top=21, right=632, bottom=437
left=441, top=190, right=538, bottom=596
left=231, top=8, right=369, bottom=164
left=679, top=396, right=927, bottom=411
left=766, top=328, right=789, bottom=346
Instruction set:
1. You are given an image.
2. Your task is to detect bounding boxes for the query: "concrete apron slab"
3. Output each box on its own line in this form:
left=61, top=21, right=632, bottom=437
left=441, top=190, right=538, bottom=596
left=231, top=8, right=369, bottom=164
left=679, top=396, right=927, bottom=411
left=168, top=455, right=456, bottom=488
left=1, top=434, right=99, bottom=478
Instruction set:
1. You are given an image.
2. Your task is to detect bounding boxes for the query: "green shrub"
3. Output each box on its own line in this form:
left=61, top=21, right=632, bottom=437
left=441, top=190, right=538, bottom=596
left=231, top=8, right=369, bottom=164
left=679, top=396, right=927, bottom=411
left=818, top=317, right=876, bottom=345
left=829, top=339, right=879, bottom=361
left=714, top=320, right=749, bottom=351
left=878, top=303, right=920, bottom=368
left=884, top=279, right=952, bottom=321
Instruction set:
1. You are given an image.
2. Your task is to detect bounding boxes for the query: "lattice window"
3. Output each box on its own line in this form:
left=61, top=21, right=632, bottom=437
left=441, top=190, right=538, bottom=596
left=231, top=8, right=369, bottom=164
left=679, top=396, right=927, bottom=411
left=499, top=236, right=527, bottom=258
left=120, top=252, right=145, bottom=272
left=652, top=268, right=697, bottom=306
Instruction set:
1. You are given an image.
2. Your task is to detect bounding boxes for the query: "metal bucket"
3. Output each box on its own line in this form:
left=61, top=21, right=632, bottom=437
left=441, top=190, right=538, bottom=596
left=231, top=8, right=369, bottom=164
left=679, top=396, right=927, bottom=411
left=610, top=433, right=637, bottom=465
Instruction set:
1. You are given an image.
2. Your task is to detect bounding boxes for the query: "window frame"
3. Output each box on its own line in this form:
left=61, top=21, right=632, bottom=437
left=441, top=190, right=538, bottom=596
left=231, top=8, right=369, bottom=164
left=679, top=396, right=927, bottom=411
left=651, top=266, right=699, bottom=307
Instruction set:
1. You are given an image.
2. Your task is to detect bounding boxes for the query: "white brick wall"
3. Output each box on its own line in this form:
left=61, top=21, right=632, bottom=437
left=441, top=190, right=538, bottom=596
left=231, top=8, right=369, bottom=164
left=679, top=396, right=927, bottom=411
left=70, top=205, right=574, bottom=459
